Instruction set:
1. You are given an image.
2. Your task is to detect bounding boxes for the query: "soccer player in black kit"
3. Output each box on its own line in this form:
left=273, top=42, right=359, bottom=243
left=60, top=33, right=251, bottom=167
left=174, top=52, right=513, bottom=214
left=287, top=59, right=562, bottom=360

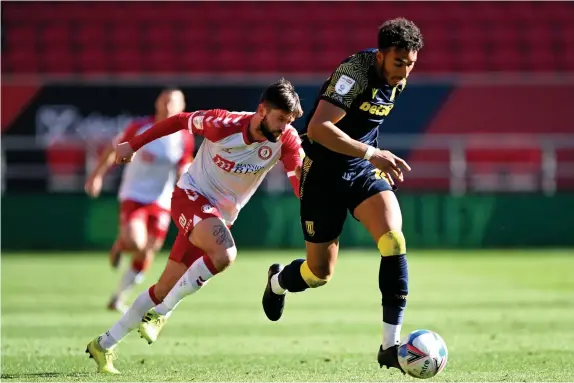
left=262, top=18, right=424, bottom=372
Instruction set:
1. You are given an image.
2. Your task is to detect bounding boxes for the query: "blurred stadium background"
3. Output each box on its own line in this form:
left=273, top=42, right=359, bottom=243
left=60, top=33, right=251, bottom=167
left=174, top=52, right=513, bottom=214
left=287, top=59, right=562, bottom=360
left=1, top=1, right=574, bottom=381
left=2, top=1, right=574, bottom=250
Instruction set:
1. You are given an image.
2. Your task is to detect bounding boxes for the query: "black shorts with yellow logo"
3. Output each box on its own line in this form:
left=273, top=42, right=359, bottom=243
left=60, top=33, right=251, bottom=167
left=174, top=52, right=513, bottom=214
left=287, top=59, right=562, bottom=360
left=299, top=156, right=394, bottom=243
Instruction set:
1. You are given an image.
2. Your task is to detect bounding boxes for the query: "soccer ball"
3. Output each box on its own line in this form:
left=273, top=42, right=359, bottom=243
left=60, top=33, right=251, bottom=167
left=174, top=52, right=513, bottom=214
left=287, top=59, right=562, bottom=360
left=397, top=329, right=448, bottom=379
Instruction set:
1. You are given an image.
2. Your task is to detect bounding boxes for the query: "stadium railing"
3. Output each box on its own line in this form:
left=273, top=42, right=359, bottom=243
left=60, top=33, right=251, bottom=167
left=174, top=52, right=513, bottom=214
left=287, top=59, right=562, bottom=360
left=2, top=133, right=574, bottom=195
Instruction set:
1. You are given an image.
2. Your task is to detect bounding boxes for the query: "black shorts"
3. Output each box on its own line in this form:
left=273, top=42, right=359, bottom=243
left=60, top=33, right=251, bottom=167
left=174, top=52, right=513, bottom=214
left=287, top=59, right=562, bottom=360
left=299, top=156, right=395, bottom=243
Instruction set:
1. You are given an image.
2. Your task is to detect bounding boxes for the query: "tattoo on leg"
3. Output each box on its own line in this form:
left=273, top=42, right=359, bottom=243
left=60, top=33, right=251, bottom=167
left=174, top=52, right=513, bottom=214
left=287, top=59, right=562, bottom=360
left=212, top=225, right=234, bottom=247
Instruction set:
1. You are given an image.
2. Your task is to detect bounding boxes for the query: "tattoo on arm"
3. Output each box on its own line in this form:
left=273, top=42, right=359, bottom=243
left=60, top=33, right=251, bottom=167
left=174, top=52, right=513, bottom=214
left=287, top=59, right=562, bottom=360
left=212, top=224, right=235, bottom=248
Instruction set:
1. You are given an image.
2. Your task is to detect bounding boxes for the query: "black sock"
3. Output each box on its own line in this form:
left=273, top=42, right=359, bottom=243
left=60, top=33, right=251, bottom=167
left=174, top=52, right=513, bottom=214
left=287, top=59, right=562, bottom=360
left=278, top=259, right=309, bottom=293
left=379, top=254, right=408, bottom=325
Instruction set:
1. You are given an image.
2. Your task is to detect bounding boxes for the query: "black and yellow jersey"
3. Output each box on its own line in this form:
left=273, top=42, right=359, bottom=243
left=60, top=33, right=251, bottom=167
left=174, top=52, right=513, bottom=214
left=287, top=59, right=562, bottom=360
left=301, top=48, right=406, bottom=170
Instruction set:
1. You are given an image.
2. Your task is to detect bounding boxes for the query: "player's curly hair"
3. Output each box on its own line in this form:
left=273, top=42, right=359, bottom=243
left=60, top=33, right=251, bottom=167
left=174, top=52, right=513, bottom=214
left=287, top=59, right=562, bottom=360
left=378, top=18, right=424, bottom=52
left=260, top=78, right=304, bottom=118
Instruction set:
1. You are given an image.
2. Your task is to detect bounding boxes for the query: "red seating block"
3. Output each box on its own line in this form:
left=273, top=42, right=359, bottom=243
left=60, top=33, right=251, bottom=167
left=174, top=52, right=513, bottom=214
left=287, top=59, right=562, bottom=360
left=2, top=1, right=574, bottom=74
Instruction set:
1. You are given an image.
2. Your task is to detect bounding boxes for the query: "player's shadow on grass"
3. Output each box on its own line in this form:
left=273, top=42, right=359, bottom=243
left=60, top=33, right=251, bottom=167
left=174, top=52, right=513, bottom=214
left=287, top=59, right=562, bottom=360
left=1, top=372, right=92, bottom=379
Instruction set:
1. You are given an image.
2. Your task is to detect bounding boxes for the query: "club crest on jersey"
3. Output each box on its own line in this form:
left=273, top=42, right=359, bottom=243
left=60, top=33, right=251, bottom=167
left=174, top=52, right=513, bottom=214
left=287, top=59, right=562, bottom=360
left=335, top=75, right=355, bottom=95
left=258, top=146, right=272, bottom=160
left=201, top=204, right=214, bottom=214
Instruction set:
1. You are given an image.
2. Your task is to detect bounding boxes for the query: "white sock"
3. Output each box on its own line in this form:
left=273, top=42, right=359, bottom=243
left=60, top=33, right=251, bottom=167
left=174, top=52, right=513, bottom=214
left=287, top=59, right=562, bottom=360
left=270, top=273, right=286, bottom=295
left=98, top=289, right=156, bottom=350
left=382, top=322, right=402, bottom=350
left=155, top=256, right=216, bottom=316
left=113, top=267, right=144, bottom=299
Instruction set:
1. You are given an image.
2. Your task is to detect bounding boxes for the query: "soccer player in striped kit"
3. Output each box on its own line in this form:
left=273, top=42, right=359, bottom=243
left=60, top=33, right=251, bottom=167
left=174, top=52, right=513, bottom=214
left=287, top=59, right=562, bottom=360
left=85, top=89, right=194, bottom=313
left=86, top=79, right=305, bottom=374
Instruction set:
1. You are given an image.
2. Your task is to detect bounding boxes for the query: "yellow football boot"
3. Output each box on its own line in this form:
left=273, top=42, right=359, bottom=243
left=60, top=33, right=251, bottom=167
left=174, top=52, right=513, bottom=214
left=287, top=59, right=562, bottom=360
left=138, top=308, right=168, bottom=344
left=85, top=338, right=120, bottom=374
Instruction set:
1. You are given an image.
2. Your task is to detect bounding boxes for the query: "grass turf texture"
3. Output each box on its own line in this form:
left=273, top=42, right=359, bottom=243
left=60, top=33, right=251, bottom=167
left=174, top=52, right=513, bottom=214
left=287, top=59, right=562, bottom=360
left=2, top=250, right=573, bottom=382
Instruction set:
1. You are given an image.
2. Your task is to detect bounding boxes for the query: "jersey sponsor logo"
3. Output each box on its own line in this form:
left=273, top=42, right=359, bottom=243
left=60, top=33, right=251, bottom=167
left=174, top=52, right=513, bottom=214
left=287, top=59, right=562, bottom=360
left=359, top=101, right=394, bottom=117
left=232, top=163, right=265, bottom=175
left=334, top=75, right=355, bottom=95
left=213, top=154, right=265, bottom=175
left=258, top=145, right=272, bottom=160
left=213, top=154, right=236, bottom=172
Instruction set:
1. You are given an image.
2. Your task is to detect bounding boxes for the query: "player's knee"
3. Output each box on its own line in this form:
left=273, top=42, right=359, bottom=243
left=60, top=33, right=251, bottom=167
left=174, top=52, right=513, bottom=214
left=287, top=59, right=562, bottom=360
left=121, top=230, right=145, bottom=252
left=146, top=237, right=164, bottom=253
left=301, top=260, right=331, bottom=288
left=377, top=230, right=406, bottom=257
left=207, top=246, right=237, bottom=272
left=120, top=231, right=137, bottom=251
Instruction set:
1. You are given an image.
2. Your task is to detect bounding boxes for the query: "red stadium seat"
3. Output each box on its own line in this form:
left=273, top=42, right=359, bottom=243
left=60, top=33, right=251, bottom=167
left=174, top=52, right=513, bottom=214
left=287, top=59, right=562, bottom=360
left=71, top=25, right=106, bottom=55
left=42, top=49, right=75, bottom=73
left=6, top=26, right=38, bottom=49
left=109, top=49, right=143, bottom=73
left=2, top=1, right=574, bottom=74
left=110, top=25, right=140, bottom=50
left=6, top=50, right=39, bottom=73
left=77, top=49, right=108, bottom=73
left=40, top=26, right=71, bottom=49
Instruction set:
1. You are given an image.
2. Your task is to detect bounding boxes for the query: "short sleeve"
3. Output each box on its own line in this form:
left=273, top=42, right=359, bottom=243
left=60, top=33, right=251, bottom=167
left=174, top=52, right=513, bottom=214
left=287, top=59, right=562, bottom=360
left=321, top=59, right=369, bottom=111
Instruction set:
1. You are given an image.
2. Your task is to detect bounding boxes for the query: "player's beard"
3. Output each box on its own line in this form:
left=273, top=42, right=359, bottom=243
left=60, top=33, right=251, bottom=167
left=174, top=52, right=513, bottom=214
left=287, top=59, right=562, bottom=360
left=378, top=58, right=403, bottom=86
left=259, top=117, right=281, bottom=143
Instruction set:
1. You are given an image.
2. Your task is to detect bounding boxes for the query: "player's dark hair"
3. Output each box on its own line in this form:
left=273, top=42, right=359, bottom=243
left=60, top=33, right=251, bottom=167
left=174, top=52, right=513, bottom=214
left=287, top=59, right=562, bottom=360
left=260, top=78, right=303, bottom=118
left=378, top=18, right=424, bottom=52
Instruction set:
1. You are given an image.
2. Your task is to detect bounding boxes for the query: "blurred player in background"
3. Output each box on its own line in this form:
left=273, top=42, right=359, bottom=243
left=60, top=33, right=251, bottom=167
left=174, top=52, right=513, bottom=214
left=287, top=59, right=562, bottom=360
left=85, top=89, right=194, bottom=313
left=86, top=78, right=304, bottom=374
left=261, top=18, right=423, bottom=374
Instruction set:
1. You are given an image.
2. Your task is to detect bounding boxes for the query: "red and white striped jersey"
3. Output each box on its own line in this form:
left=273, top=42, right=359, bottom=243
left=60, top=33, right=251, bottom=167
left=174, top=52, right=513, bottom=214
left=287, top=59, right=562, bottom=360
left=115, top=116, right=194, bottom=209
left=178, top=109, right=303, bottom=225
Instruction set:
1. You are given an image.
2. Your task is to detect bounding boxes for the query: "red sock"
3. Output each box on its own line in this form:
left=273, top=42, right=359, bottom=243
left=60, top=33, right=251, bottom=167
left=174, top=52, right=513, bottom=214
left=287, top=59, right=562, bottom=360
left=148, top=284, right=162, bottom=304
left=132, top=257, right=151, bottom=273
left=201, top=255, right=220, bottom=275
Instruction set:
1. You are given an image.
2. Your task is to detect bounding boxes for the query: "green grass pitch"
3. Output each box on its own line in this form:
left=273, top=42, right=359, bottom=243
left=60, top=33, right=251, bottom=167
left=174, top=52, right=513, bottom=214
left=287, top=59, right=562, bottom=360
left=2, top=249, right=574, bottom=382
